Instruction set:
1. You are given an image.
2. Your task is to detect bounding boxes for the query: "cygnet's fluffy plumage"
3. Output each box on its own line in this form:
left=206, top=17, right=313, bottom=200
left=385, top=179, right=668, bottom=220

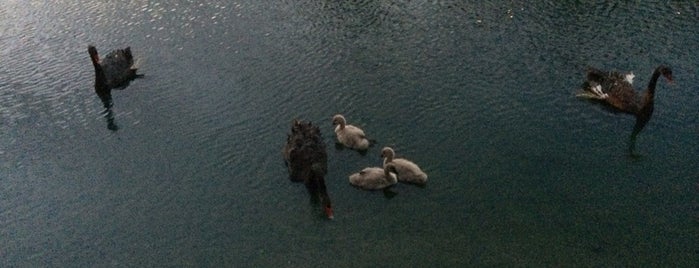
left=381, top=147, right=428, bottom=185
left=332, top=114, right=370, bottom=151
left=349, top=163, right=398, bottom=190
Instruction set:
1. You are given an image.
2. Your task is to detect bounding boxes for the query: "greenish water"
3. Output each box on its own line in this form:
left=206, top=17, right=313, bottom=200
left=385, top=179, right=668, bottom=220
left=1, top=1, right=697, bottom=266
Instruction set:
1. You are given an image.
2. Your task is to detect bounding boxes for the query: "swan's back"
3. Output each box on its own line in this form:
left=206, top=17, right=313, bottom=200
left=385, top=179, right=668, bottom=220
left=582, top=67, right=641, bottom=113
left=100, top=47, right=138, bottom=88
left=349, top=167, right=397, bottom=190
left=284, top=120, right=327, bottom=181
left=390, top=158, right=428, bottom=185
left=335, top=124, right=369, bottom=150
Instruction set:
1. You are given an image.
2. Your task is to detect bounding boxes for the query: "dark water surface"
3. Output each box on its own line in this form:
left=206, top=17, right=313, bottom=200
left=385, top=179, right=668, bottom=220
left=1, top=1, right=698, bottom=266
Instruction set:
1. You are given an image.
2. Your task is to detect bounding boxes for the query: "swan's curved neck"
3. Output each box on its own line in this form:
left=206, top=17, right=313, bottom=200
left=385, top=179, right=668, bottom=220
left=314, top=175, right=332, bottom=217
left=633, top=67, right=665, bottom=136
left=641, top=67, right=664, bottom=109
left=88, top=47, right=101, bottom=70
left=383, top=154, right=393, bottom=165
left=88, top=47, right=107, bottom=88
left=384, top=166, right=396, bottom=183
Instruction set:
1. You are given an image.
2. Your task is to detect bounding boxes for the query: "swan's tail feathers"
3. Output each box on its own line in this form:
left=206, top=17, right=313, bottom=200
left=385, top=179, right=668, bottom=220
left=576, top=83, right=608, bottom=100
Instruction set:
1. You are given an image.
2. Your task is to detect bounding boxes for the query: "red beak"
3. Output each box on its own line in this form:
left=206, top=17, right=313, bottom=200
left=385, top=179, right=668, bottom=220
left=325, top=206, right=334, bottom=220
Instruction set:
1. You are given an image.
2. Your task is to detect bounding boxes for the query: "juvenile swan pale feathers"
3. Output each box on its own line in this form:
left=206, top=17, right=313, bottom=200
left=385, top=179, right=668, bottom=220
left=349, top=163, right=398, bottom=190
left=381, top=147, right=428, bottom=185
left=332, top=114, right=371, bottom=151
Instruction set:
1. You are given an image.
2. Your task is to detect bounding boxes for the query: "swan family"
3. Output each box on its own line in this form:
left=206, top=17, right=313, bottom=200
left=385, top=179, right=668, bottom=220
left=283, top=114, right=429, bottom=219
left=87, top=45, right=674, bottom=220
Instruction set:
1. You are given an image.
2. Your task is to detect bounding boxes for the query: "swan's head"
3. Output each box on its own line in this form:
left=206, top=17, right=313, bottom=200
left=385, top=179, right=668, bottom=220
left=381, top=147, right=395, bottom=159
left=331, top=114, right=346, bottom=126
left=88, top=45, right=99, bottom=63
left=659, top=66, right=673, bottom=82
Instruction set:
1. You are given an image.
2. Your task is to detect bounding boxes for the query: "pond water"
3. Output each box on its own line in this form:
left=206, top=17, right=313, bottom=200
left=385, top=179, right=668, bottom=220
left=1, top=1, right=697, bottom=266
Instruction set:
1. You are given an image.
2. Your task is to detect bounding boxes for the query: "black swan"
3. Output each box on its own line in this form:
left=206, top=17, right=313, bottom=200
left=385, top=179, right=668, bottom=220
left=577, top=65, right=673, bottom=154
left=381, top=147, right=428, bottom=185
left=283, top=119, right=334, bottom=219
left=88, top=45, right=143, bottom=108
left=88, top=45, right=143, bottom=130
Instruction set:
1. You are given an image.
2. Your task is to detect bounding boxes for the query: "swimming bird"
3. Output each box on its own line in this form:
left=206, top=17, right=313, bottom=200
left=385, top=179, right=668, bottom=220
left=381, top=147, right=428, bottom=185
left=577, top=65, right=673, bottom=154
left=348, top=162, right=398, bottom=190
left=88, top=45, right=142, bottom=100
left=283, top=119, right=334, bottom=219
left=332, top=114, right=371, bottom=151
left=88, top=45, right=143, bottom=130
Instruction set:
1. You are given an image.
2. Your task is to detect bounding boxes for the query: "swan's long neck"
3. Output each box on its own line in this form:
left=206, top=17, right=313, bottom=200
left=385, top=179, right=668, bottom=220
left=630, top=67, right=666, bottom=149
left=633, top=67, right=664, bottom=127
left=316, top=178, right=333, bottom=219
left=309, top=163, right=333, bottom=219
left=384, top=164, right=397, bottom=183
left=640, top=67, right=664, bottom=111
left=88, top=46, right=101, bottom=71
left=88, top=47, right=108, bottom=90
left=383, top=153, right=393, bottom=166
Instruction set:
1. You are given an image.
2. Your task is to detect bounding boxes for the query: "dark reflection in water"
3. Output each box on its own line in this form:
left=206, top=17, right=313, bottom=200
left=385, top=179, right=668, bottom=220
left=94, top=81, right=117, bottom=131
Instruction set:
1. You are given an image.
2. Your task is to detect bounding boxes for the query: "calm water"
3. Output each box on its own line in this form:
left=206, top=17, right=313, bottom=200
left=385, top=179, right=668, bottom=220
left=1, top=1, right=698, bottom=266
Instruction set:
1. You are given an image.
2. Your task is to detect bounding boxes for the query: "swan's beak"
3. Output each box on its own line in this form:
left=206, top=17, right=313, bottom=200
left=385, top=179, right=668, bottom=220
left=325, top=206, right=334, bottom=220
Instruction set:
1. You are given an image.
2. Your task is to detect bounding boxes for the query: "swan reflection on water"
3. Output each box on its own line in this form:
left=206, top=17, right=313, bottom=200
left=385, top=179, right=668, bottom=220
left=88, top=45, right=143, bottom=131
